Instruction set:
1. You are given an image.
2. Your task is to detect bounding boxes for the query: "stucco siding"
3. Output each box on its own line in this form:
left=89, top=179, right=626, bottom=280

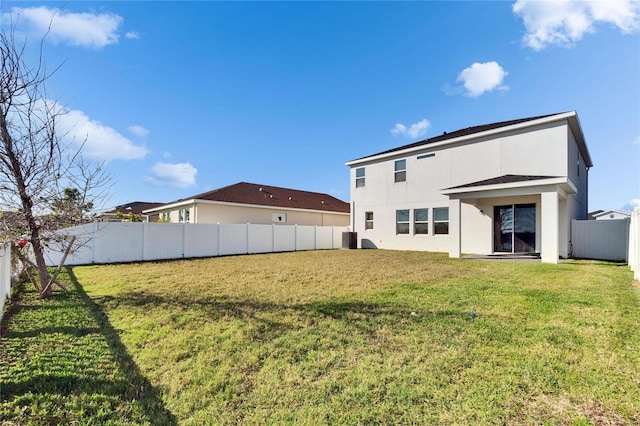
left=499, top=121, right=568, bottom=178
left=194, top=203, right=349, bottom=226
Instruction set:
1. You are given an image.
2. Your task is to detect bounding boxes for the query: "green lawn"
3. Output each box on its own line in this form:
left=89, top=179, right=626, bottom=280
left=1, top=250, right=639, bottom=425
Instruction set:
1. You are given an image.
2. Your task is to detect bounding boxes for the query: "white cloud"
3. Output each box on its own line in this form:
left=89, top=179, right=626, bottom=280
left=513, top=0, right=640, bottom=50
left=54, top=103, right=149, bottom=161
left=125, top=31, right=140, bottom=40
left=4, top=6, right=124, bottom=49
left=457, top=62, right=509, bottom=98
left=128, top=125, right=150, bottom=138
left=622, top=199, right=640, bottom=211
left=633, top=135, right=640, bottom=145
left=145, top=162, right=197, bottom=188
left=391, top=118, right=431, bottom=139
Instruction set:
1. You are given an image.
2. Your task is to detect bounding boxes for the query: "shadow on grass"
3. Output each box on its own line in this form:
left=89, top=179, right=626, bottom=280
left=104, top=287, right=473, bottom=342
left=0, top=268, right=178, bottom=424
left=64, top=267, right=179, bottom=425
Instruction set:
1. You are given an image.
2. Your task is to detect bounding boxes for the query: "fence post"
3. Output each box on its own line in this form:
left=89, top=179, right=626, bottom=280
left=295, top=224, right=298, bottom=252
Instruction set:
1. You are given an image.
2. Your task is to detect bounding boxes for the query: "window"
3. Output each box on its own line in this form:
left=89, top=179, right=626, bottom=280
left=414, top=208, right=428, bottom=234
left=356, top=167, right=365, bottom=188
left=394, top=159, right=406, bottom=183
left=396, top=209, right=410, bottom=234
left=434, top=207, right=449, bottom=235
left=365, top=211, right=374, bottom=230
left=273, top=213, right=287, bottom=223
left=179, top=209, right=190, bottom=223
left=161, top=212, right=169, bottom=222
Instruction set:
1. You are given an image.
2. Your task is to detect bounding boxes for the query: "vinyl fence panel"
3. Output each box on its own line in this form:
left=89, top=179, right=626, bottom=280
left=630, top=208, right=640, bottom=280
left=94, top=223, right=145, bottom=264
left=296, top=226, right=316, bottom=251
left=44, top=222, right=350, bottom=266
left=143, top=223, right=185, bottom=261
left=184, top=224, right=219, bottom=258
left=274, top=225, right=296, bottom=252
left=571, top=219, right=630, bottom=262
left=315, top=226, right=333, bottom=250
left=218, top=224, right=249, bottom=256
left=0, top=244, right=11, bottom=322
left=248, top=224, right=274, bottom=254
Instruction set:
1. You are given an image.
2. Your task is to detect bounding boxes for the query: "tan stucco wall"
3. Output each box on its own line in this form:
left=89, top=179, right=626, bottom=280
left=156, top=202, right=349, bottom=226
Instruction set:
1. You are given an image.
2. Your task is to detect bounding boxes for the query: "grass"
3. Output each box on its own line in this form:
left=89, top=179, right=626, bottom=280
left=1, top=250, right=639, bottom=425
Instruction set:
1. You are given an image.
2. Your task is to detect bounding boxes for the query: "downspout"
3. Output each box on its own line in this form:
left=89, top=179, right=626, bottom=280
left=585, top=166, right=590, bottom=220
left=352, top=201, right=355, bottom=232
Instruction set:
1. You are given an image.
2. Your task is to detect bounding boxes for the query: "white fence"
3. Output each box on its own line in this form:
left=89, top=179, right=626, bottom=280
left=630, top=208, right=640, bottom=280
left=44, top=222, right=350, bottom=266
left=0, top=244, right=11, bottom=322
left=571, top=218, right=630, bottom=262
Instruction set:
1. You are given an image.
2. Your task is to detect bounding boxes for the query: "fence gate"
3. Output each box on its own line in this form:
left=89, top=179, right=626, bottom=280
left=571, top=219, right=630, bottom=262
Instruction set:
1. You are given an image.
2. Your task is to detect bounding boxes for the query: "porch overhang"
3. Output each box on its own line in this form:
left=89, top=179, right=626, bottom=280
left=442, top=175, right=575, bottom=264
left=441, top=175, right=576, bottom=199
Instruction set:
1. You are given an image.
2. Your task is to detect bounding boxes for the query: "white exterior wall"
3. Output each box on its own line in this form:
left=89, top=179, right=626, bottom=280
left=350, top=121, right=572, bottom=253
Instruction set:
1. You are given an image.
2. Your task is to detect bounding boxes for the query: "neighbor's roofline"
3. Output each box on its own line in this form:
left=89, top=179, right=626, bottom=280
left=143, top=199, right=350, bottom=216
left=591, top=209, right=631, bottom=218
left=346, top=111, right=592, bottom=167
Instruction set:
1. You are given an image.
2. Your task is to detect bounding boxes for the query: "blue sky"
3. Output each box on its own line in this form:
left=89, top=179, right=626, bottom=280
left=2, top=1, right=639, bottom=212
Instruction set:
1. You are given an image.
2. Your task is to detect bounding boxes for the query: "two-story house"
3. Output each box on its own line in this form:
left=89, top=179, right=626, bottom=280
left=345, top=111, right=592, bottom=263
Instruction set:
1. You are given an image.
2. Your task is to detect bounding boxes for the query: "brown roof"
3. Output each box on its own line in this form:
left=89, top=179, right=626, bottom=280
left=445, top=175, right=559, bottom=190
left=167, top=182, right=350, bottom=213
left=106, top=201, right=164, bottom=215
left=351, top=113, right=562, bottom=162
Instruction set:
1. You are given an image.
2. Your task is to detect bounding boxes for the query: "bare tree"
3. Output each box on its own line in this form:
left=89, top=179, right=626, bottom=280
left=0, top=27, right=110, bottom=296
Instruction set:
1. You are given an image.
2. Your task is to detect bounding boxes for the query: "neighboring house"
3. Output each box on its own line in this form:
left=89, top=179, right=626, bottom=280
left=144, top=182, right=350, bottom=226
left=589, top=209, right=631, bottom=220
left=345, top=111, right=592, bottom=263
left=97, top=202, right=164, bottom=222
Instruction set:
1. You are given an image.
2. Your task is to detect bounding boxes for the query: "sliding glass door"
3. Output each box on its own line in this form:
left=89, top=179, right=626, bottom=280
left=493, top=204, right=536, bottom=253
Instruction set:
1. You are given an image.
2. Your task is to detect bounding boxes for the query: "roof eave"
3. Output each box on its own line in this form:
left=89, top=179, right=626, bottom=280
left=441, top=177, right=577, bottom=196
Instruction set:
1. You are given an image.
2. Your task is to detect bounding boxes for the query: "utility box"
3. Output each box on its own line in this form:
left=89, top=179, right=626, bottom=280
left=342, top=232, right=357, bottom=249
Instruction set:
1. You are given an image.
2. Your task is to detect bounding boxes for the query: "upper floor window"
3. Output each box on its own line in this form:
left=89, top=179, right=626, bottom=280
left=396, top=209, right=410, bottom=234
left=414, top=208, right=428, bottom=235
left=365, top=211, right=374, bottom=230
left=434, top=207, right=449, bottom=235
left=394, top=159, right=406, bottom=183
left=356, top=167, right=365, bottom=188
